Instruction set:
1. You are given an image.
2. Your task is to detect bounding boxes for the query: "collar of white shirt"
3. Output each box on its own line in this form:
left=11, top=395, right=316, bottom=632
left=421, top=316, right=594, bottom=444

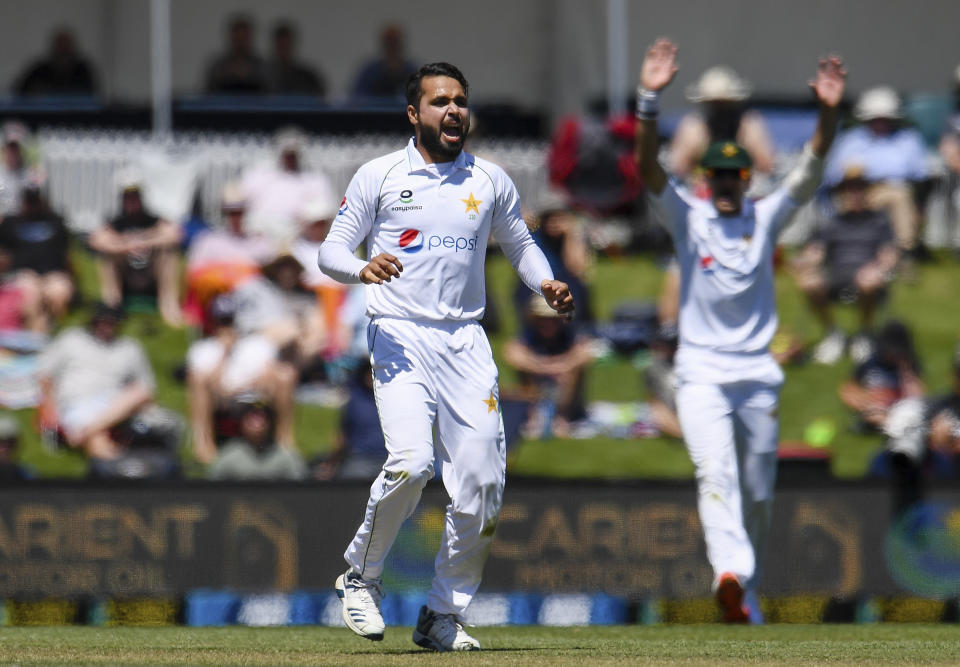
left=405, top=137, right=472, bottom=174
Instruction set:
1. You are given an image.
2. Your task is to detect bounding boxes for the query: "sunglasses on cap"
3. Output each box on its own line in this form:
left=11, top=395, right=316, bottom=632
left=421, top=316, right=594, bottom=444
left=705, top=168, right=751, bottom=181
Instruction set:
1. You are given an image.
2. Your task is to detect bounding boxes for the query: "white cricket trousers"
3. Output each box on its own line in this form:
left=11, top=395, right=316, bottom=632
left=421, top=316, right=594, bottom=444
left=676, top=380, right=780, bottom=597
left=344, top=316, right=506, bottom=617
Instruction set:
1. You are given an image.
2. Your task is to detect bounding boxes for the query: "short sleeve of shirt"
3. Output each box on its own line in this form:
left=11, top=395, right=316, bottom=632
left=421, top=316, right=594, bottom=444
left=646, top=180, right=691, bottom=239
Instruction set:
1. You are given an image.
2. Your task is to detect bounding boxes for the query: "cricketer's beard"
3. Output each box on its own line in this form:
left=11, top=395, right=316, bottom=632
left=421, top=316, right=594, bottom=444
left=418, top=118, right=467, bottom=161
left=712, top=187, right=742, bottom=216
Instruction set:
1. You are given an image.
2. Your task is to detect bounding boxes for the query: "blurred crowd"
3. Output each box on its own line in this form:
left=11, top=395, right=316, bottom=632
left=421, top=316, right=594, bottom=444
left=9, top=18, right=417, bottom=104
left=2, top=41, right=960, bottom=495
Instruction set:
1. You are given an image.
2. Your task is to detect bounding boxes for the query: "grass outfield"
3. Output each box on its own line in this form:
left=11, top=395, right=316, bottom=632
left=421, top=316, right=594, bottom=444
left=1, top=625, right=960, bottom=665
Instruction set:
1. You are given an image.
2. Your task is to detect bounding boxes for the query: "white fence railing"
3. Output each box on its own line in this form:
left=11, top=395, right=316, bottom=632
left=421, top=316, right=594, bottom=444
left=37, top=129, right=958, bottom=249
left=37, top=130, right=551, bottom=234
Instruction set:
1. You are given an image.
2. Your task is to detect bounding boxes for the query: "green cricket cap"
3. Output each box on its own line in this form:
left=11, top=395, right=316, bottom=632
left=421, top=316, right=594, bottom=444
left=701, top=141, right=753, bottom=170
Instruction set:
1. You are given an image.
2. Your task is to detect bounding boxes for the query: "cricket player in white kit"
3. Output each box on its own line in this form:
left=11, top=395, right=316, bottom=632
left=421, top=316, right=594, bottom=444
left=635, top=39, right=846, bottom=622
left=318, top=62, right=573, bottom=651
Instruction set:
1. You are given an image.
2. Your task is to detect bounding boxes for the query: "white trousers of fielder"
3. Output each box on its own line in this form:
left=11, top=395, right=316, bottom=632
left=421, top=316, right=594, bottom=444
left=676, top=380, right=779, bottom=601
left=344, top=316, right=506, bottom=617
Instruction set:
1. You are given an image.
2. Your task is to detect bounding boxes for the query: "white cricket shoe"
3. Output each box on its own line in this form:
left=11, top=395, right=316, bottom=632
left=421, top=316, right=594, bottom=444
left=412, top=605, right=480, bottom=652
left=335, top=570, right=385, bottom=641
left=812, top=330, right=845, bottom=365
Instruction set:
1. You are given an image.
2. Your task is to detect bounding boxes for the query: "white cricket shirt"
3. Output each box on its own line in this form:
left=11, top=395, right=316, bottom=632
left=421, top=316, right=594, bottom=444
left=318, top=138, right=553, bottom=321
left=648, top=182, right=801, bottom=384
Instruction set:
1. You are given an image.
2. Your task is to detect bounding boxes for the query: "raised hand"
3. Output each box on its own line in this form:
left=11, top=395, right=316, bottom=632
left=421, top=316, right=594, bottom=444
left=360, top=253, right=403, bottom=284
left=541, top=279, right=575, bottom=315
left=809, top=56, right=846, bottom=109
left=641, top=38, right=679, bottom=92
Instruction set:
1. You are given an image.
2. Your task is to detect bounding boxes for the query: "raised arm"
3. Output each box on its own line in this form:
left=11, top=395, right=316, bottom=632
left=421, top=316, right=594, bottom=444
left=808, top=56, right=846, bottom=158
left=634, top=38, right=679, bottom=195
left=784, top=55, right=847, bottom=202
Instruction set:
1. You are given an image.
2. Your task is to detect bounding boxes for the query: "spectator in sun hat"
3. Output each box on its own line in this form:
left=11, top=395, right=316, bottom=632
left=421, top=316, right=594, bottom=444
left=240, top=126, right=336, bottom=243
left=184, top=182, right=278, bottom=321
left=825, top=86, right=930, bottom=259
left=669, top=65, right=775, bottom=185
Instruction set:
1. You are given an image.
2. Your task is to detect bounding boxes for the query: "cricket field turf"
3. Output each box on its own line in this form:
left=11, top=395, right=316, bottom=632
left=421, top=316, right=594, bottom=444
left=0, top=625, right=959, bottom=665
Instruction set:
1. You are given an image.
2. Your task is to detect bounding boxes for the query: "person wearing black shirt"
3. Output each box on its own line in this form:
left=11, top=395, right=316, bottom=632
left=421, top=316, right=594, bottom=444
left=204, top=15, right=268, bottom=94
left=88, top=180, right=182, bottom=326
left=14, top=29, right=98, bottom=97
left=265, top=22, right=326, bottom=96
left=0, top=186, right=73, bottom=332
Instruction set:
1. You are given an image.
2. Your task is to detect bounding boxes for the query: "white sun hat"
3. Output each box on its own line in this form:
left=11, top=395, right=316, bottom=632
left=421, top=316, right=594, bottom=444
left=854, top=86, right=903, bottom=121
left=685, top=66, right=752, bottom=103
left=297, top=197, right=339, bottom=226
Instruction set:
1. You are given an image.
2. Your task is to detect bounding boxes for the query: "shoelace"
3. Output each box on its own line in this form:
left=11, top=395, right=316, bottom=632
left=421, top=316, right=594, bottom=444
left=429, top=613, right=466, bottom=644
left=347, top=575, right=383, bottom=611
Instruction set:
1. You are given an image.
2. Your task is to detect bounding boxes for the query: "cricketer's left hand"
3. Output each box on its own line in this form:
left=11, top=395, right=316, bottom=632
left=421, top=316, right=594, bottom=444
left=541, top=279, right=575, bottom=316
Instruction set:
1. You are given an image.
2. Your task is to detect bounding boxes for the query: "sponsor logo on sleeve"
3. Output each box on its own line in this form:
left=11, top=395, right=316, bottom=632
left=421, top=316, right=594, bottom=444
left=338, top=196, right=348, bottom=215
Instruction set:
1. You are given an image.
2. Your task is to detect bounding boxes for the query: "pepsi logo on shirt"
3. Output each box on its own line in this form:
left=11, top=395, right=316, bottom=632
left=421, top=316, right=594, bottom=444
left=398, top=228, right=478, bottom=254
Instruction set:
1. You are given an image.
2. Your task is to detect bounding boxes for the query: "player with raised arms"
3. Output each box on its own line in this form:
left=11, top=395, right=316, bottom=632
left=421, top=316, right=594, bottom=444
left=318, top=62, right=573, bottom=650
left=634, top=39, right=846, bottom=622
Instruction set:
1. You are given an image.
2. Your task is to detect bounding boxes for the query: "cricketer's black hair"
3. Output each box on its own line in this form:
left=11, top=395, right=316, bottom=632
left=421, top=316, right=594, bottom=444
left=405, top=62, right=469, bottom=108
